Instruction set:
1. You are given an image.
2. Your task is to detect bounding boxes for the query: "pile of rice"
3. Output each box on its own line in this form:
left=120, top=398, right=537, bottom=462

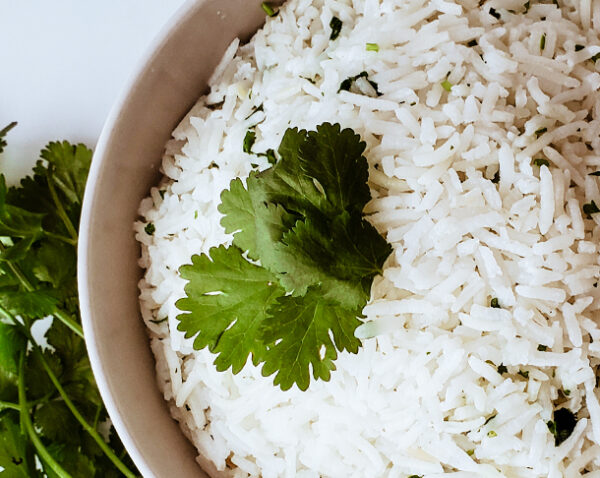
left=135, top=0, right=600, bottom=476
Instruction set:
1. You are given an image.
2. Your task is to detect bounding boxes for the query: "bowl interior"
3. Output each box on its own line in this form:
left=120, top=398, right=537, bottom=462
left=78, top=1, right=280, bottom=476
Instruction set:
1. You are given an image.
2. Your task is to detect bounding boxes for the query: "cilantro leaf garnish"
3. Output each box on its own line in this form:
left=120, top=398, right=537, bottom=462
left=262, top=289, right=362, bottom=391
left=178, top=123, right=392, bottom=390
left=177, top=245, right=285, bottom=373
left=271, top=214, right=388, bottom=308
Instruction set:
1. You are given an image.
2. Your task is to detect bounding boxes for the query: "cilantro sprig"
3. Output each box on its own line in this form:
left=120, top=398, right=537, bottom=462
left=0, top=123, right=137, bottom=477
left=176, top=123, right=392, bottom=391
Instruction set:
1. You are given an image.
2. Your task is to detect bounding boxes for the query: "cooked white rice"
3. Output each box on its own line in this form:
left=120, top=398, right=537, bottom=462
left=135, top=0, right=600, bottom=476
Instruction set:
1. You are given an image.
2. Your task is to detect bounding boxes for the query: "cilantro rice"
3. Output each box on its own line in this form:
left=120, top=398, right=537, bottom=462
left=135, top=0, right=600, bottom=476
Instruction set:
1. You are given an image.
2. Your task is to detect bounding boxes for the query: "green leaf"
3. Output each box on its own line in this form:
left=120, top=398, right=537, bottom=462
left=39, top=141, right=92, bottom=206
left=31, top=239, right=76, bottom=291
left=0, top=237, right=36, bottom=263
left=0, top=324, right=26, bottom=401
left=272, top=214, right=391, bottom=309
left=35, top=400, right=80, bottom=445
left=219, top=175, right=296, bottom=262
left=244, top=124, right=371, bottom=225
left=176, top=246, right=285, bottom=373
left=260, top=127, right=333, bottom=219
left=0, top=290, right=58, bottom=319
left=298, top=123, right=370, bottom=217
left=261, top=288, right=362, bottom=391
left=45, top=443, right=96, bottom=478
left=0, top=176, right=44, bottom=240
left=0, top=122, right=17, bottom=155
left=24, top=349, right=62, bottom=401
left=0, top=413, right=33, bottom=477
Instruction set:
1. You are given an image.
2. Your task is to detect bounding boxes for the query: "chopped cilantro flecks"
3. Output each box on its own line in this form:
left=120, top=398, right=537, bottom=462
left=366, top=42, right=380, bottom=52
left=524, top=0, right=530, bottom=12
left=261, top=2, right=278, bottom=17
left=589, top=171, right=600, bottom=176
left=487, top=430, right=497, bottom=437
left=540, top=33, right=546, bottom=51
left=329, top=16, right=342, bottom=41
left=497, top=364, right=508, bottom=374
left=243, top=130, right=257, bottom=154
left=592, top=52, right=600, bottom=63
left=535, top=127, right=548, bottom=137
left=338, top=71, right=382, bottom=96
left=563, top=389, right=571, bottom=396
left=177, top=123, right=392, bottom=391
left=583, top=200, right=600, bottom=217
left=408, top=475, right=423, bottom=478
left=492, top=171, right=500, bottom=183
left=441, top=80, right=453, bottom=92
left=533, top=158, right=550, bottom=167
left=244, top=103, right=264, bottom=120
left=548, top=408, right=577, bottom=445
left=467, top=39, right=478, bottom=47
left=150, top=317, right=168, bottom=325
left=490, top=297, right=500, bottom=308
left=489, top=7, right=501, bottom=19
left=538, top=344, right=548, bottom=351
left=466, top=449, right=475, bottom=456
left=484, top=414, right=497, bottom=425
left=145, top=223, right=155, bottom=236
left=263, top=148, right=277, bottom=165
left=518, top=370, right=530, bottom=379
left=194, top=210, right=199, bottom=219
left=575, top=44, right=585, bottom=52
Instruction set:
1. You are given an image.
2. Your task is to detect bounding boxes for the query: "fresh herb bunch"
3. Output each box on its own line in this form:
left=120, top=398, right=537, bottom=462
left=175, top=122, right=392, bottom=391
left=0, top=123, right=138, bottom=477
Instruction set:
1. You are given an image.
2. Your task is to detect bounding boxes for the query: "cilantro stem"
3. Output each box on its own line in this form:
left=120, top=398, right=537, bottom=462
left=47, top=168, right=79, bottom=243
left=18, top=350, right=73, bottom=478
left=53, top=309, right=84, bottom=338
left=0, top=399, right=20, bottom=411
left=32, top=345, right=137, bottom=478
left=44, top=231, right=78, bottom=246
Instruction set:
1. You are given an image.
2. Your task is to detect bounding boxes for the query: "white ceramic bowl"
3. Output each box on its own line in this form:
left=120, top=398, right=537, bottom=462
left=78, top=2, right=281, bottom=476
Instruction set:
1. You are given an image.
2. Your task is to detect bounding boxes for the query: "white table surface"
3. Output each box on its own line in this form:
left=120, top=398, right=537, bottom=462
left=0, top=0, right=187, bottom=184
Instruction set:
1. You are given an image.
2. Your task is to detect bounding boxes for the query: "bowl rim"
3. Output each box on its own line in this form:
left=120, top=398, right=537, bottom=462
left=77, top=1, right=199, bottom=475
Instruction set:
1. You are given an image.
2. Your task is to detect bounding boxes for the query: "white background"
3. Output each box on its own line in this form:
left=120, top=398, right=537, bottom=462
left=0, top=0, right=187, bottom=184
